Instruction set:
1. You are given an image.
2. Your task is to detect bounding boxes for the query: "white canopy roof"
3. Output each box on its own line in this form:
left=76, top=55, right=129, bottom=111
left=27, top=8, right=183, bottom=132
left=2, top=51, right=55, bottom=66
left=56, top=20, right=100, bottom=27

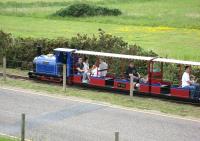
left=54, top=48, right=76, bottom=52
left=53, top=48, right=200, bottom=66
left=154, top=58, right=200, bottom=66
left=75, top=50, right=153, bottom=61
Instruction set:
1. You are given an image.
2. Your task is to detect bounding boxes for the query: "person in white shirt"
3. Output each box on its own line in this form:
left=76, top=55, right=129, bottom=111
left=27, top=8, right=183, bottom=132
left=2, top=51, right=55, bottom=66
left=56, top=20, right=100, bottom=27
left=82, top=57, right=90, bottom=82
left=182, top=66, right=200, bottom=99
left=98, top=58, right=108, bottom=77
left=83, top=57, right=89, bottom=73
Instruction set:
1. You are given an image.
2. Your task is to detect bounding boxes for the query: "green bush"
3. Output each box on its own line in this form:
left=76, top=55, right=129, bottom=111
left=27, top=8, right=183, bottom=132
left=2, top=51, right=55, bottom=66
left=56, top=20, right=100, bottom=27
left=55, top=3, right=122, bottom=17
left=1, top=30, right=199, bottom=83
left=0, top=30, right=12, bottom=57
left=1, top=29, right=156, bottom=63
left=0, top=29, right=157, bottom=73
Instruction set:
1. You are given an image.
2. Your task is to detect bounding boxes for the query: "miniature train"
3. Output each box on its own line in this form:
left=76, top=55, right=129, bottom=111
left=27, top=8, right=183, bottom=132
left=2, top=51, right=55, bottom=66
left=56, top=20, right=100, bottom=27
left=28, top=48, right=200, bottom=101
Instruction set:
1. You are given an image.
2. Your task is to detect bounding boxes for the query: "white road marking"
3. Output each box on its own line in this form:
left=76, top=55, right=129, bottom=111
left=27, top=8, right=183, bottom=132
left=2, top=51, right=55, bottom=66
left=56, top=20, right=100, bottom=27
left=0, top=87, right=200, bottom=123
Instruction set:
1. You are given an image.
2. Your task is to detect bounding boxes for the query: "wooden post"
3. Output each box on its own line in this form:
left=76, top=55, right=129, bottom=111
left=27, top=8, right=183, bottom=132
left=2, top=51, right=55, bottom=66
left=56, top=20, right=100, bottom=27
left=115, top=132, right=119, bottom=141
left=63, top=64, right=66, bottom=91
left=3, top=56, right=6, bottom=81
left=178, top=65, right=182, bottom=86
left=130, top=75, right=133, bottom=97
left=21, top=113, right=25, bottom=141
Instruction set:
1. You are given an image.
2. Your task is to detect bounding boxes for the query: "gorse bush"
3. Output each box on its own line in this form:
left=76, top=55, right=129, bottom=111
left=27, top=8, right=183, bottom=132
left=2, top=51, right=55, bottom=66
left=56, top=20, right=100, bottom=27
left=55, top=3, right=122, bottom=17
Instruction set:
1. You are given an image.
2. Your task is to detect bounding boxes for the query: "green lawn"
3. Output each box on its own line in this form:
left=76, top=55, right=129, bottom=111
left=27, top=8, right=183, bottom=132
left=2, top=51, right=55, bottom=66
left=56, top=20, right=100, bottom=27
left=1, top=77, right=200, bottom=119
left=0, top=136, right=16, bottom=141
left=0, top=0, right=200, bottom=61
left=1, top=0, right=200, bottom=29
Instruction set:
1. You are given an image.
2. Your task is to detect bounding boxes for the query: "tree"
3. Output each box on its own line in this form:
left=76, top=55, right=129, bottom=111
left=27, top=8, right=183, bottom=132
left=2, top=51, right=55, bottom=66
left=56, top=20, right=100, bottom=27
left=0, top=30, right=12, bottom=57
left=0, top=30, right=12, bottom=81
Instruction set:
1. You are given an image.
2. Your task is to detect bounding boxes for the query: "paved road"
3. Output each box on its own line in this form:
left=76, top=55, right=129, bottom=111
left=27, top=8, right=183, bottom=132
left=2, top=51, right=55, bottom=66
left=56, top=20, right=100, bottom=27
left=0, top=88, right=200, bottom=141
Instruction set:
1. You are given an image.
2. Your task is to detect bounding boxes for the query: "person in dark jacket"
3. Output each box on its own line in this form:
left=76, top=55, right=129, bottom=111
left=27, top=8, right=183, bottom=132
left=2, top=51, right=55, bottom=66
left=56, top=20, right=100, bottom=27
left=76, top=57, right=87, bottom=83
left=125, top=62, right=140, bottom=90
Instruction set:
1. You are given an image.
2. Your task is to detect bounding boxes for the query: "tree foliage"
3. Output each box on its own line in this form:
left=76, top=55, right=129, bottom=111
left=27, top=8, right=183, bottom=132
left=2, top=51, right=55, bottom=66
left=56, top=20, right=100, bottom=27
left=0, top=30, right=12, bottom=56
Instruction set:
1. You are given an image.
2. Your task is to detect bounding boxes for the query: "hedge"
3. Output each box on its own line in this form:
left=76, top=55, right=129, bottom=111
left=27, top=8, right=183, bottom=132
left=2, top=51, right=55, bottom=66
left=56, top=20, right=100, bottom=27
left=0, top=29, right=157, bottom=75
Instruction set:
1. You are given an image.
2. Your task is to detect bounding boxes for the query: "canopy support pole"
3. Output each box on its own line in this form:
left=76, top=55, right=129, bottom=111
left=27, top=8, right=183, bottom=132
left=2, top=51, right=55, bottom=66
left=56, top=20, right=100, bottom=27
left=179, top=64, right=182, bottom=86
left=63, top=64, right=66, bottom=91
left=130, top=75, right=133, bottom=97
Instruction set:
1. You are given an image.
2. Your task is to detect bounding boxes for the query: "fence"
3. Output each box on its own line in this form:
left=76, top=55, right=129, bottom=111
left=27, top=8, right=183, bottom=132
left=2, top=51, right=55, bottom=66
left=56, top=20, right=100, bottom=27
left=0, top=59, right=32, bottom=77
left=0, top=113, right=123, bottom=141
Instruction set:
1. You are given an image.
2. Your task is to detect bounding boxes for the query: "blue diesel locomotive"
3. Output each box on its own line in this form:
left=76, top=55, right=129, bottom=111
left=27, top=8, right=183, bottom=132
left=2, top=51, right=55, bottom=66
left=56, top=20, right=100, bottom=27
left=29, top=48, right=76, bottom=82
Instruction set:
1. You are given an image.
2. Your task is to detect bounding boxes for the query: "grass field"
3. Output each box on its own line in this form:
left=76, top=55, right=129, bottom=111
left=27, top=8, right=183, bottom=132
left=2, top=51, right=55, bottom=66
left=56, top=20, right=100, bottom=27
left=0, top=0, right=200, bottom=61
left=0, top=136, right=16, bottom=141
left=0, top=67, right=29, bottom=76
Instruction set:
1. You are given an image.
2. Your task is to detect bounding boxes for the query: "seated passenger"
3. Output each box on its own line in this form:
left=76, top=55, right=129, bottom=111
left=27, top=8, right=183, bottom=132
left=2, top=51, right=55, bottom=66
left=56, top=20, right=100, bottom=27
left=98, top=58, right=108, bottom=77
left=182, top=66, right=200, bottom=98
left=91, top=65, right=98, bottom=77
left=191, top=75, right=198, bottom=84
left=76, top=57, right=87, bottom=83
left=139, top=74, right=148, bottom=84
left=83, top=57, right=90, bottom=81
left=136, top=75, right=148, bottom=88
left=125, top=62, right=141, bottom=90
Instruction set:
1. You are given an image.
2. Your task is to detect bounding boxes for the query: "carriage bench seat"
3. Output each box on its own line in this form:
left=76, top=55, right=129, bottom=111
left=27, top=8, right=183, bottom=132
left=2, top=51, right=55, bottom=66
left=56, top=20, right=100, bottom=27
left=89, top=76, right=106, bottom=87
left=170, top=86, right=190, bottom=99
left=114, top=79, right=130, bottom=90
left=73, top=74, right=82, bottom=83
left=139, top=83, right=150, bottom=93
left=150, top=83, right=171, bottom=95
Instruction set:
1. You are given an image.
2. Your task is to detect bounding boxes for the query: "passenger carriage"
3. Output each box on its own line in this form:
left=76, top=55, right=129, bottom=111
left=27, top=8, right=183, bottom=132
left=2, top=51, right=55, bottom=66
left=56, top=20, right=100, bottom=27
left=28, top=48, right=200, bottom=101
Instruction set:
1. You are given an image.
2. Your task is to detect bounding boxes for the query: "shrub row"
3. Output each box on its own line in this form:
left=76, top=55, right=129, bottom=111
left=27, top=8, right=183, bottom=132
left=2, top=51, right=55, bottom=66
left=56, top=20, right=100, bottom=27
left=2, top=29, right=198, bottom=83
left=1, top=29, right=157, bottom=62
left=0, top=29, right=157, bottom=74
left=55, top=3, right=122, bottom=17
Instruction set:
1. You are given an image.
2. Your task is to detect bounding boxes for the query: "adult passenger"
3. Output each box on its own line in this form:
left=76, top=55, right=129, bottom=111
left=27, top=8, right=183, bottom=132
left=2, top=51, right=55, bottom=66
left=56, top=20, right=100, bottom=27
left=99, top=58, right=108, bottom=77
left=76, top=57, right=87, bottom=83
left=125, top=62, right=141, bottom=90
left=83, top=57, right=90, bottom=81
left=182, top=66, right=200, bottom=98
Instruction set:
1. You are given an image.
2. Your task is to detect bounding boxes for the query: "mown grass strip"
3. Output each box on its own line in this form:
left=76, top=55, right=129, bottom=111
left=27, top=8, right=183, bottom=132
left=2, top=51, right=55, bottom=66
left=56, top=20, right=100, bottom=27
left=0, top=136, right=18, bottom=141
left=0, top=1, right=71, bottom=8
left=0, top=67, right=29, bottom=76
left=0, top=77, right=200, bottom=119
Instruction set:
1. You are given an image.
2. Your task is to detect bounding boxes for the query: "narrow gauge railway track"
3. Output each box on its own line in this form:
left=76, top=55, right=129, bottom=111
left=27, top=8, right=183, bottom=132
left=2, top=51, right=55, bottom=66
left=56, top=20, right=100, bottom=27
left=0, top=72, right=61, bottom=85
left=0, top=72, right=29, bottom=80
